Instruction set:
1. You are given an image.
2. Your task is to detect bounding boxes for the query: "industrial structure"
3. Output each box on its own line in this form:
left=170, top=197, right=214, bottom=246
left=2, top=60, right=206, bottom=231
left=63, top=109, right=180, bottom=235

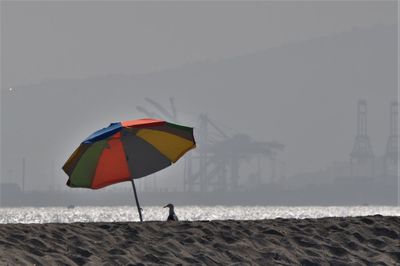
left=350, top=100, right=375, bottom=177
left=384, top=101, right=398, bottom=177
left=137, top=98, right=398, bottom=193
left=349, top=100, right=398, bottom=179
left=137, top=98, right=285, bottom=192
left=183, top=114, right=284, bottom=192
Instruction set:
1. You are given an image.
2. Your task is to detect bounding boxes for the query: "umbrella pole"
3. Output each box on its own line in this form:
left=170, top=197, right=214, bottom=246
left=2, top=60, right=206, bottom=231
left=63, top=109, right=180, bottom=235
left=130, top=179, right=143, bottom=222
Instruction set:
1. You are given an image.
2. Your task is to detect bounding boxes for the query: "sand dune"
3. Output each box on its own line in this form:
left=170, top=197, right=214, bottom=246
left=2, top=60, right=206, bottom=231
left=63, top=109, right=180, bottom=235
left=0, top=215, right=398, bottom=265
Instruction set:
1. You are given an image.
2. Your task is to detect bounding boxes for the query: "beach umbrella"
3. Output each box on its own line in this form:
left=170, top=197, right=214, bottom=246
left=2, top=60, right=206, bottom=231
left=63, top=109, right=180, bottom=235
left=62, top=118, right=196, bottom=221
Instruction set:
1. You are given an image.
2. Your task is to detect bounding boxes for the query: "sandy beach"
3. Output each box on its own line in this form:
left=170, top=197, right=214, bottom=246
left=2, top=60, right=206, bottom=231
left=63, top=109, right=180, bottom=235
left=0, top=215, right=398, bottom=265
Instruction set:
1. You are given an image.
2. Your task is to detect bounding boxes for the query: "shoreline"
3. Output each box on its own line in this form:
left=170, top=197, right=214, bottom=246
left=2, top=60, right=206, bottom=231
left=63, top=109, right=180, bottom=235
left=0, top=216, right=399, bottom=265
left=0, top=205, right=399, bottom=224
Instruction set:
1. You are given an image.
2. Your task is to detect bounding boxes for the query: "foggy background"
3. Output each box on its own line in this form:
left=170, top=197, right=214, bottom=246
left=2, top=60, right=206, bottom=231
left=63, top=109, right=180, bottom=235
left=0, top=1, right=398, bottom=206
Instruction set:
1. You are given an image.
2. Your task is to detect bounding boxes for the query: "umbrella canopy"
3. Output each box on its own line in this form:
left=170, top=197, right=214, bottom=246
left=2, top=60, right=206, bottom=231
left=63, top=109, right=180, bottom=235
left=63, top=118, right=196, bottom=189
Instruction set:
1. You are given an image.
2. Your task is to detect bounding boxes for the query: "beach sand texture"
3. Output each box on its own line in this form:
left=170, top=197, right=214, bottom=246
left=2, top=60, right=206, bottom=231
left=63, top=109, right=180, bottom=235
left=0, top=215, right=398, bottom=265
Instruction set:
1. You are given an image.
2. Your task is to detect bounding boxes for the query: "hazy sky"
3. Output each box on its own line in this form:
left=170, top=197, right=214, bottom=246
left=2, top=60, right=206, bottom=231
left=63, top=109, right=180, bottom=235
left=1, top=1, right=396, bottom=86
left=0, top=1, right=398, bottom=192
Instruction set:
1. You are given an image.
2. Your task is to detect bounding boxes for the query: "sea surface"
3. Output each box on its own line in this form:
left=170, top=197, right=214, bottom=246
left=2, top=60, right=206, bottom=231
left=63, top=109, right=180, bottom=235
left=0, top=205, right=399, bottom=224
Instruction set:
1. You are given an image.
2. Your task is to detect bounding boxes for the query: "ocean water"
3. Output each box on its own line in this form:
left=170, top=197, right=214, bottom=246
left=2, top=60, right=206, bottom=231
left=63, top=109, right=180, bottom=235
left=0, top=205, right=399, bottom=224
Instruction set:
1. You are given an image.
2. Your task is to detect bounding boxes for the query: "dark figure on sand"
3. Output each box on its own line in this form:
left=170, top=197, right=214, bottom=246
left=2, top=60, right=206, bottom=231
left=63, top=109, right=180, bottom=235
left=163, top=203, right=178, bottom=221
